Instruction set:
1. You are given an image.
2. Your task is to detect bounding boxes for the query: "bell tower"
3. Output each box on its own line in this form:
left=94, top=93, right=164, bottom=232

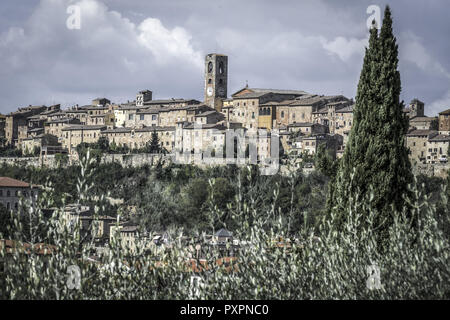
left=204, top=53, right=228, bottom=112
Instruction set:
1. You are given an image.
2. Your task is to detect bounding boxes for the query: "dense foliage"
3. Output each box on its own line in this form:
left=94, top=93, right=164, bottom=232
left=330, top=7, right=413, bottom=244
left=0, top=153, right=449, bottom=299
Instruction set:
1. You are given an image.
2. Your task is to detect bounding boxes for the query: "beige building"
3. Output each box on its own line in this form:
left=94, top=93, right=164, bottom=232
left=102, top=126, right=175, bottom=152
left=438, top=108, right=450, bottom=134
left=409, top=116, right=438, bottom=131
left=62, top=125, right=106, bottom=154
left=426, top=134, right=450, bottom=164
left=0, top=177, right=39, bottom=211
left=5, top=105, right=47, bottom=146
left=230, top=88, right=309, bottom=130
left=45, top=118, right=81, bottom=140
left=109, top=223, right=142, bottom=253
left=406, top=130, right=438, bottom=164
left=287, top=122, right=328, bottom=135
left=20, top=134, right=60, bottom=155
left=176, top=123, right=227, bottom=155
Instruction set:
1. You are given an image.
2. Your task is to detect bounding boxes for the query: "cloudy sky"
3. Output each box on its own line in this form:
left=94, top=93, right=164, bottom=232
left=0, top=0, right=449, bottom=115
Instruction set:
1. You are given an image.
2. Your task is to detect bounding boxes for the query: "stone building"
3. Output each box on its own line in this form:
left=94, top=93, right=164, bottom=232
left=62, top=204, right=116, bottom=245
left=194, top=110, right=225, bottom=125
left=230, top=87, right=308, bottom=130
left=158, top=105, right=212, bottom=127
left=406, top=129, right=438, bottom=164
left=426, top=134, right=450, bottom=163
left=63, top=109, right=89, bottom=125
left=136, top=90, right=152, bottom=107
left=439, top=108, right=450, bottom=134
left=221, top=99, right=234, bottom=121
left=409, top=116, right=438, bottom=131
left=204, top=53, right=228, bottom=112
left=0, top=177, right=39, bottom=211
left=404, top=99, right=425, bottom=119
left=20, top=134, right=60, bottom=155
left=45, top=118, right=81, bottom=139
left=0, top=115, right=5, bottom=142
left=292, top=134, right=339, bottom=157
left=109, top=223, right=143, bottom=253
left=62, top=125, right=106, bottom=154
left=101, top=126, right=175, bottom=152
left=287, top=122, right=328, bottom=135
left=91, top=98, right=110, bottom=107
left=5, top=105, right=47, bottom=146
left=135, top=108, right=160, bottom=127
left=175, top=122, right=227, bottom=156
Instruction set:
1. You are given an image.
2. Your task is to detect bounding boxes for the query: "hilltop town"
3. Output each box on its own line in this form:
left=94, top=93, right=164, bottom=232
left=0, top=53, right=447, bottom=174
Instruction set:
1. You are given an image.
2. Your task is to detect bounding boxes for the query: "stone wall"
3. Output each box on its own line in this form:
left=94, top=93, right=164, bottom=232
left=0, top=154, right=448, bottom=179
left=0, top=153, right=173, bottom=169
left=101, top=153, right=173, bottom=167
left=412, top=163, right=449, bottom=179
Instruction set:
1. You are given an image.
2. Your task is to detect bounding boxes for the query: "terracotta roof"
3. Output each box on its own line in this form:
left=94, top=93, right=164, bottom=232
left=0, top=177, right=30, bottom=188
left=439, top=108, right=450, bottom=115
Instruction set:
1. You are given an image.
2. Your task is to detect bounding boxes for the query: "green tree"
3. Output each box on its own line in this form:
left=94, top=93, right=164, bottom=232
left=329, top=7, right=413, bottom=238
left=148, top=130, right=161, bottom=153
left=315, top=142, right=338, bottom=178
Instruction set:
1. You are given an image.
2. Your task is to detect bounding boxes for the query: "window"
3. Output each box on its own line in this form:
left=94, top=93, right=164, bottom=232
left=129, top=114, right=134, bottom=120
left=0, top=190, right=2, bottom=197
left=152, top=115, right=157, bottom=120
left=140, top=115, right=144, bottom=121
left=7, top=190, right=10, bottom=197
left=281, top=111, right=285, bottom=118
left=208, top=79, right=212, bottom=84
left=252, top=112, right=255, bottom=119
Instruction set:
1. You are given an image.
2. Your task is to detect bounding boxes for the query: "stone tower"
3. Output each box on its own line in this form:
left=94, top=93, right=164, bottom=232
left=409, top=98, right=425, bottom=118
left=204, top=53, right=228, bottom=112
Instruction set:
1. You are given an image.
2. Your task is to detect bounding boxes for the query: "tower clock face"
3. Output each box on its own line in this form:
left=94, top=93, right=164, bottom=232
left=207, top=86, right=213, bottom=97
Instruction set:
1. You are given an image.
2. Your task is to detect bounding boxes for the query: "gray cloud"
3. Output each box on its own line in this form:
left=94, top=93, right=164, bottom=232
left=0, top=0, right=449, bottom=115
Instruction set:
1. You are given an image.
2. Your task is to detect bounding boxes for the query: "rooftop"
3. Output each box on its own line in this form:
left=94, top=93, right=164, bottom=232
left=288, top=122, right=314, bottom=127
left=439, top=108, right=450, bottom=115
left=232, top=87, right=309, bottom=99
left=429, top=134, right=450, bottom=142
left=410, top=116, right=437, bottom=122
left=62, top=125, right=106, bottom=131
left=406, top=129, right=438, bottom=137
left=0, top=177, right=31, bottom=188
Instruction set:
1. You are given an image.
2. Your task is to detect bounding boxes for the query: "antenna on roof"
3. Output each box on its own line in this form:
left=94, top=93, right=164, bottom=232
left=245, top=80, right=248, bottom=88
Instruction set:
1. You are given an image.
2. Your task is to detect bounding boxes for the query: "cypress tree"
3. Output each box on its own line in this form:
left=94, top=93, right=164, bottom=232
left=329, top=7, right=413, bottom=235
left=149, top=130, right=160, bottom=153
